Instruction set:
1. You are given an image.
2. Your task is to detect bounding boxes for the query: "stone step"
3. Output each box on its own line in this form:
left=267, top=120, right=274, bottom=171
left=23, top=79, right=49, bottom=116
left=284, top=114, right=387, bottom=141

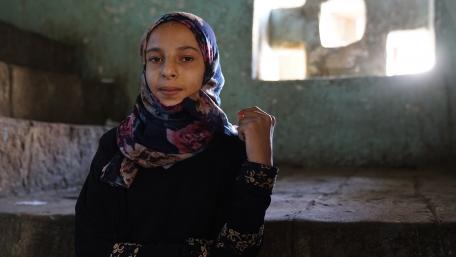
left=0, top=117, right=110, bottom=196
left=0, top=189, right=76, bottom=257
left=0, top=22, right=129, bottom=124
left=0, top=21, right=77, bottom=74
left=0, top=61, right=86, bottom=122
left=261, top=167, right=456, bottom=257
left=0, top=167, right=455, bottom=257
left=0, top=60, right=127, bottom=124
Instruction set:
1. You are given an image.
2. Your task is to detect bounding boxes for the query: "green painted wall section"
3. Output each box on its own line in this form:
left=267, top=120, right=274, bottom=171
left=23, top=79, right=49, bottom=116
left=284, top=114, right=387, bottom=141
left=440, top=0, right=456, bottom=161
left=0, top=0, right=454, bottom=167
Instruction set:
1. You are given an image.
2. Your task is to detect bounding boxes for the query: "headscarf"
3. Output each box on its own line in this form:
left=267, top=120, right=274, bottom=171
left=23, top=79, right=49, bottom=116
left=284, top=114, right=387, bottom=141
left=100, top=12, right=237, bottom=188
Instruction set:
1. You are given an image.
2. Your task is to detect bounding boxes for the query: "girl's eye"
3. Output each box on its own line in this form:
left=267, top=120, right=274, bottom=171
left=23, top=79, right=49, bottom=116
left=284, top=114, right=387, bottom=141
left=181, top=56, right=194, bottom=62
left=147, top=56, right=162, bottom=63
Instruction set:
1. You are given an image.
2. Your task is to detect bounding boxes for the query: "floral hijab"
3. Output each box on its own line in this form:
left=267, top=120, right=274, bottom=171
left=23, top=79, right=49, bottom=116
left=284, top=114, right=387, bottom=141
left=100, top=12, right=236, bottom=188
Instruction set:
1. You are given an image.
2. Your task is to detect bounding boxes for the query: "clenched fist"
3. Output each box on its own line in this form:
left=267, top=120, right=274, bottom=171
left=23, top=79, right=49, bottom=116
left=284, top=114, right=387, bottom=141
left=237, top=106, right=276, bottom=166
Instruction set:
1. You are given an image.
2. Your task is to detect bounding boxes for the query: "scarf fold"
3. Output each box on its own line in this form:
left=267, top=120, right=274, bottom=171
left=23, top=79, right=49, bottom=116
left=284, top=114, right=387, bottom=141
left=100, top=12, right=237, bottom=188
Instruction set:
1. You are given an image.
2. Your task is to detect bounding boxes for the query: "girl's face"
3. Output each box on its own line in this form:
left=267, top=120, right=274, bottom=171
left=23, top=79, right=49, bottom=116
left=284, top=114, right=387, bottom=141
left=145, top=21, right=205, bottom=107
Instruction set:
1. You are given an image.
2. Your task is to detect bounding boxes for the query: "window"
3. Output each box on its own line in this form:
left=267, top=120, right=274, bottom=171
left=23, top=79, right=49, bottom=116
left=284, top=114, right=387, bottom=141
left=252, top=0, right=436, bottom=81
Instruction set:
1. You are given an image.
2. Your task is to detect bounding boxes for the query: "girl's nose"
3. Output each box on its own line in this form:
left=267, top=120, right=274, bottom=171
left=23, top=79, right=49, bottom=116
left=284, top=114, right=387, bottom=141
left=161, top=60, right=178, bottom=79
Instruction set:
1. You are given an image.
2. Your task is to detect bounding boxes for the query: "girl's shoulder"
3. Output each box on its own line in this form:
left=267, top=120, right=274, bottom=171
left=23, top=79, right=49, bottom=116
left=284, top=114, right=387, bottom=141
left=99, top=127, right=117, bottom=144
left=213, top=133, right=247, bottom=165
left=216, top=133, right=245, bottom=151
left=86, top=127, right=118, bottom=180
left=96, top=127, right=118, bottom=158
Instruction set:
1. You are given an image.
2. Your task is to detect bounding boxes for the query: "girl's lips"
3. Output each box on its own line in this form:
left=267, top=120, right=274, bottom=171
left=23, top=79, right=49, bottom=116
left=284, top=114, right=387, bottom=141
left=158, top=87, right=183, bottom=96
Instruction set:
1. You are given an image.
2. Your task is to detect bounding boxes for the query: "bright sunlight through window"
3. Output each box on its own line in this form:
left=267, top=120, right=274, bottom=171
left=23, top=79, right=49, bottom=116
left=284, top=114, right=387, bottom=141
left=386, top=28, right=436, bottom=76
left=319, top=0, right=367, bottom=48
left=252, top=0, right=307, bottom=81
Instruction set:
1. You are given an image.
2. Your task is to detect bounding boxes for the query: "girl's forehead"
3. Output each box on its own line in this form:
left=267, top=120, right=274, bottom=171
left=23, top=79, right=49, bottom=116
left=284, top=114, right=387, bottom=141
left=154, top=21, right=187, bottom=31
left=146, top=21, right=200, bottom=48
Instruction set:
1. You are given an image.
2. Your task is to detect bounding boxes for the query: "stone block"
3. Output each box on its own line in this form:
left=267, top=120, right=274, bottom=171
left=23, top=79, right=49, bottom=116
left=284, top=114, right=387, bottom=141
left=0, top=61, right=11, bottom=116
left=258, top=221, right=294, bottom=257
left=0, top=117, right=110, bottom=196
left=0, top=213, right=74, bottom=257
left=0, top=21, right=77, bottom=74
left=299, top=222, right=451, bottom=257
left=10, top=64, right=84, bottom=123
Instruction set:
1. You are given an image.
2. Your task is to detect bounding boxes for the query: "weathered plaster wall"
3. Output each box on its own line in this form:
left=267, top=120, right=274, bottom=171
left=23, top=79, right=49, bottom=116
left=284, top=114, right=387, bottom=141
left=0, top=0, right=453, bottom=167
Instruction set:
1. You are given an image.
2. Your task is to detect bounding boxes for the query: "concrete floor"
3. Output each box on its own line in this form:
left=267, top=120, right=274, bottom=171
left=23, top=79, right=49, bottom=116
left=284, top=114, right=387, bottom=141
left=0, top=167, right=455, bottom=257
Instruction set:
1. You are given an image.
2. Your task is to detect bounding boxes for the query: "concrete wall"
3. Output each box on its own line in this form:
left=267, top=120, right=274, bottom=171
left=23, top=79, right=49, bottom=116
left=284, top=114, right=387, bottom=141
left=0, top=0, right=454, bottom=167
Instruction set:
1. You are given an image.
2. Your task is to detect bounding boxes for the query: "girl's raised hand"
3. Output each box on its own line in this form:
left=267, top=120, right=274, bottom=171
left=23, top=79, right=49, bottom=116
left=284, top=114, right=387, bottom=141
left=237, top=106, right=276, bottom=166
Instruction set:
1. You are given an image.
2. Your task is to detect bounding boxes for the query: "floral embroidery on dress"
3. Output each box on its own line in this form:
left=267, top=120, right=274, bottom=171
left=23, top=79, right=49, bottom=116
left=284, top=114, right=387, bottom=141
left=185, top=238, right=215, bottom=257
left=215, top=224, right=264, bottom=255
left=109, top=242, right=142, bottom=257
left=237, top=162, right=278, bottom=191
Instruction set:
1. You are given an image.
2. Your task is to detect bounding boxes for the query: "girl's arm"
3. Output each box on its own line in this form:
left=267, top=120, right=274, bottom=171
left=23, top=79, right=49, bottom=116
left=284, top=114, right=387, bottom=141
left=213, top=107, right=278, bottom=257
left=213, top=161, right=278, bottom=257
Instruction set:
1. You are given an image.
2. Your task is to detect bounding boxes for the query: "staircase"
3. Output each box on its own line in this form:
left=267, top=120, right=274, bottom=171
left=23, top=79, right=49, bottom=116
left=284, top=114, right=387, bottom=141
left=1, top=122, right=455, bottom=257
left=0, top=21, right=111, bottom=257
left=0, top=21, right=455, bottom=257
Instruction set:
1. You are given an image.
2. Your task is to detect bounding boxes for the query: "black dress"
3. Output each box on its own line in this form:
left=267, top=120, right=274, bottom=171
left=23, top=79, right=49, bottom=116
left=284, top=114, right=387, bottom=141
left=75, top=128, right=278, bottom=257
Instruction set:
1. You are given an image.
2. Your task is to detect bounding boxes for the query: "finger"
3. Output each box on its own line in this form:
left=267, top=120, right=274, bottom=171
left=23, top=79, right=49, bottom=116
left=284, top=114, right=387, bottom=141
left=238, top=106, right=265, bottom=115
left=239, top=106, right=262, bottom=111
left=238, top=116, right=261, bottom=126
left=238, top=106, right=265, bottom=114
left=238, top=110, right=269, bottom=121
left=241, top=109, right=267, bottom=116
left=239, top=111, right=273, bottom=126
left=248, top=111, right=275, bottom=127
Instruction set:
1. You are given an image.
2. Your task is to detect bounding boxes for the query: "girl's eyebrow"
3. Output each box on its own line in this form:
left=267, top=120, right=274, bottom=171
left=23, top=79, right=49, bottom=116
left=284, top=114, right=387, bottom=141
left=146, top=46, right=200, bottom=53
left=146, top=47, right=161, bottom=53
left=176, top=46, right=200, bottom=52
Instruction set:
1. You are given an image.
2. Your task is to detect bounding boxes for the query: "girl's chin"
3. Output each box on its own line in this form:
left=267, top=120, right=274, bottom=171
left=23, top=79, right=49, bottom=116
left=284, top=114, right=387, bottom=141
left=152, top=93, right=184, bottom=107
left=155, top=92, right=200, bottom=107
left=158, top=99, right=184, bottom=107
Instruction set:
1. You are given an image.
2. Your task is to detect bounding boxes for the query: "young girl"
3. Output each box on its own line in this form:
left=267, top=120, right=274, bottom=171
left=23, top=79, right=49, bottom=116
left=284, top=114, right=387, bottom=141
left=75, top=12, right=277, bottom=257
